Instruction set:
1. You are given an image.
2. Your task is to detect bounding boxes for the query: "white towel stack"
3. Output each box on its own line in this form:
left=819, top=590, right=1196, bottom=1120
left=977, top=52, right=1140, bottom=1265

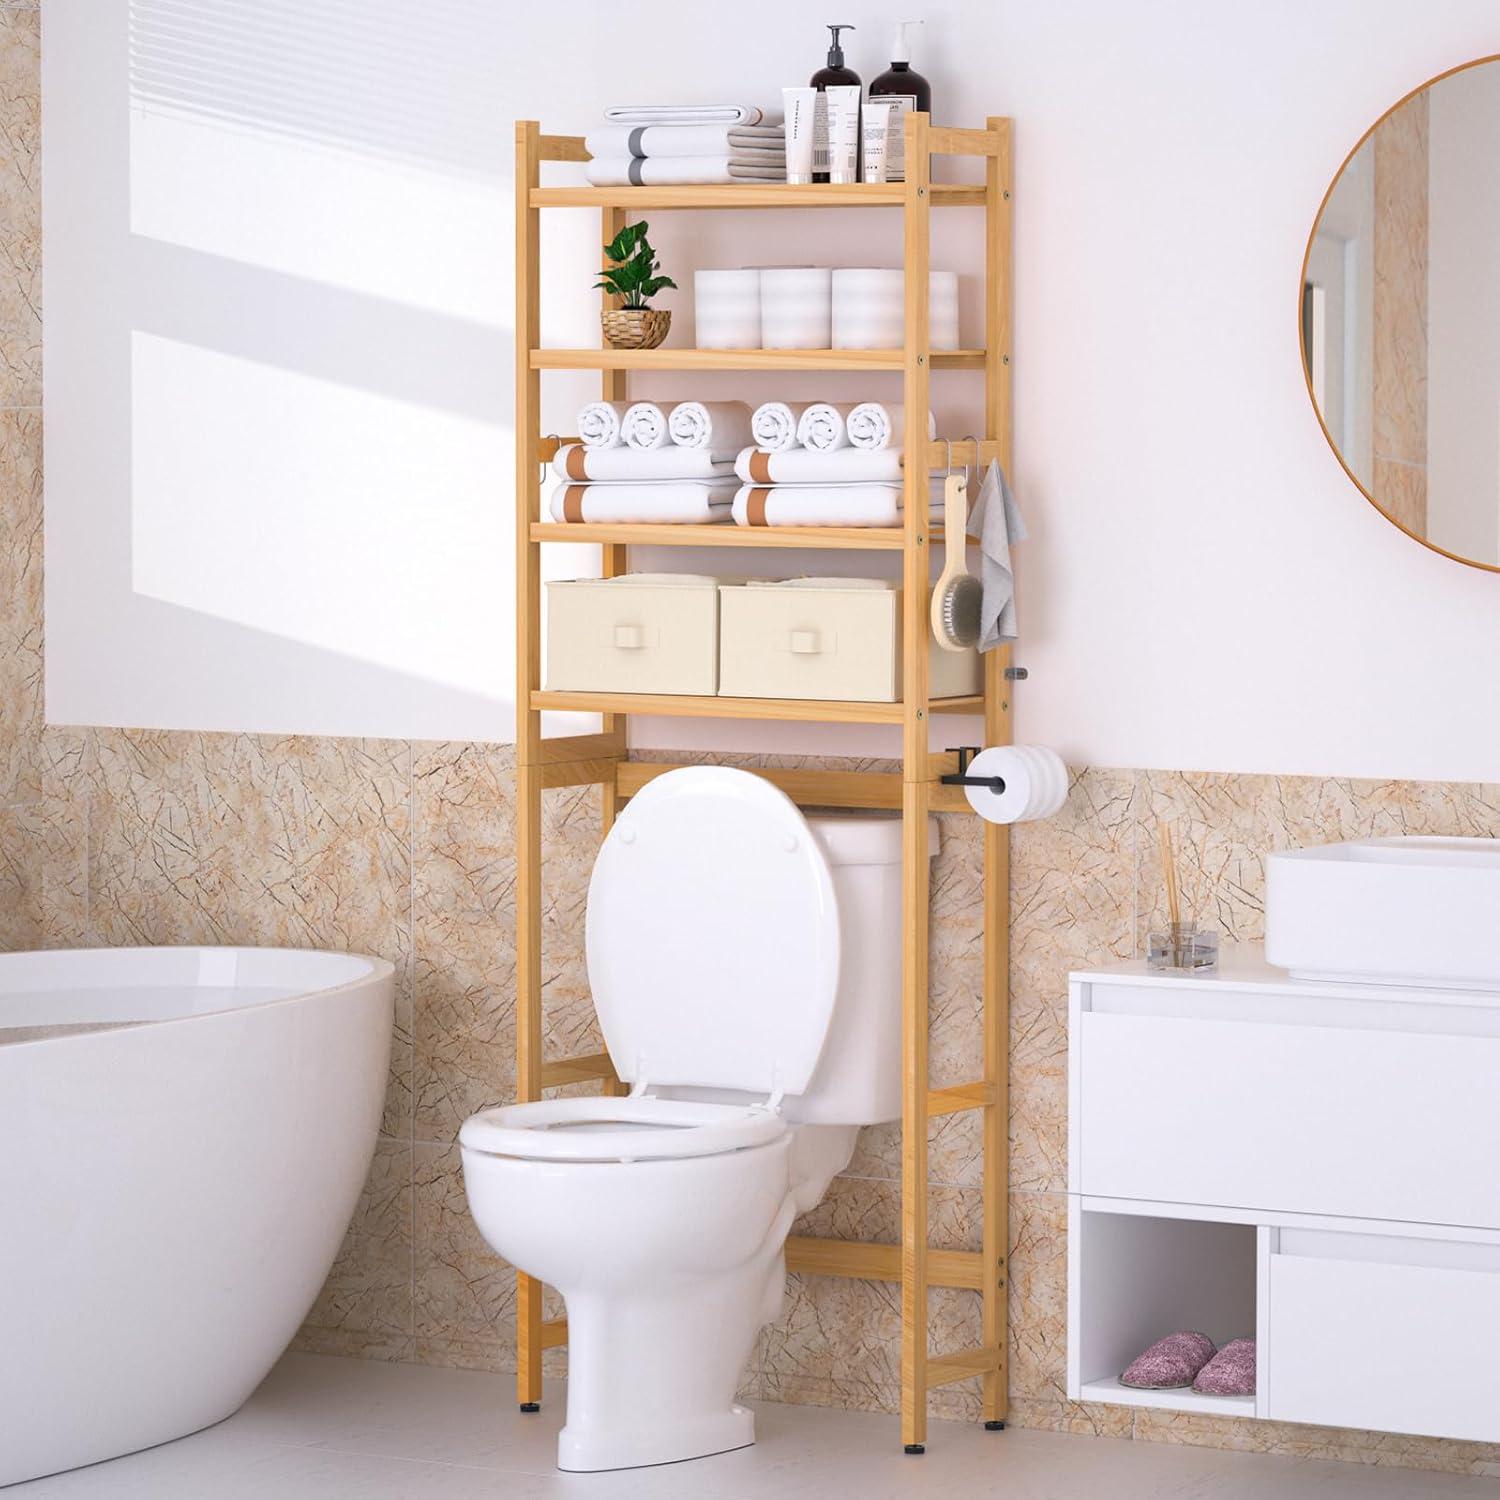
left=735, top=400, right=943, bottom=527
left=586, top=110, right=784, bottom=186
left=551, top=401, right=753, bottom=523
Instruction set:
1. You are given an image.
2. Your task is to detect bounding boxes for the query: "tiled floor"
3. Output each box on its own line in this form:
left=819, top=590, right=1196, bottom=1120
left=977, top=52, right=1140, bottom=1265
left=12, top=1355, right=1500, bottom=1499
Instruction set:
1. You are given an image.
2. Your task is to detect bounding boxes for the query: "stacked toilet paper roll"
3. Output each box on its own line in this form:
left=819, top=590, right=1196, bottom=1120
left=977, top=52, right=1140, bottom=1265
left=831, top=269, right=960, bottom=350
left=760, top=267, right=833, bottom=349
left=694, top=269, right=761, bottom=349
left=959, top=745, right=1069, bottom=825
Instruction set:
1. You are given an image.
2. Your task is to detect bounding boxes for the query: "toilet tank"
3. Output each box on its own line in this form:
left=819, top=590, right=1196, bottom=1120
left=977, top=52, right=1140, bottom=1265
left=782, top=812, right=942, bottom=1126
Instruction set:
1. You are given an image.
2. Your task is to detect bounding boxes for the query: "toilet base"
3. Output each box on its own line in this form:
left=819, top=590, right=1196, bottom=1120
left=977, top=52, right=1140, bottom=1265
left=558, top=1404, right=754, bottom=1473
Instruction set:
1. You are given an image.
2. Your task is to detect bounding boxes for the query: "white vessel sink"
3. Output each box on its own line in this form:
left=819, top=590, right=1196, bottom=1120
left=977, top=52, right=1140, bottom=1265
left=1265, top=837, right=1500, bottom=990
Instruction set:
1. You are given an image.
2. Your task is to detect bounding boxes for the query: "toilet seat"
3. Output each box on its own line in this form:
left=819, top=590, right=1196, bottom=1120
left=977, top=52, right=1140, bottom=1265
left=459, top=1095, right=786, bottom=1163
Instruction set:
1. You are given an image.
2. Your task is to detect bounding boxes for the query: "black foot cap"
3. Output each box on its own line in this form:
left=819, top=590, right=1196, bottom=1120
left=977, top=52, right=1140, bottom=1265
left=985, top=1420, right=1006, bottom=1431
left=904, top=1444, right=925, bottom=1455
left=519, top=1402, right=541, bottom=1413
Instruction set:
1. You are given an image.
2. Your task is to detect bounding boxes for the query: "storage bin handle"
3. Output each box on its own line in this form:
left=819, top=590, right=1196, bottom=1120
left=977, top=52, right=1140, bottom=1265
left=613, top=624, right=645, bottom=650
left=789, top=629, right=824, bottom=655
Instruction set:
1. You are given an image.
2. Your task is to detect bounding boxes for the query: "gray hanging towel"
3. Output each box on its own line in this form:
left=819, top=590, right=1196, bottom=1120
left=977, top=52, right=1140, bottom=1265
left=964, top=459, right=1028, bottom=650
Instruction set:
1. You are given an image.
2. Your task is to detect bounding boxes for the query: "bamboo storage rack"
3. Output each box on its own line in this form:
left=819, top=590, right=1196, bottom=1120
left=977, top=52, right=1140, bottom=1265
left=513, top=112, right=1014, bottom=1454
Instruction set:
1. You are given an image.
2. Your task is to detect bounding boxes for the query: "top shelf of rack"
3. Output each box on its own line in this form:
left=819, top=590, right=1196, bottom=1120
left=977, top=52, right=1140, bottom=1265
left=530, top=183, right=986, bottom=211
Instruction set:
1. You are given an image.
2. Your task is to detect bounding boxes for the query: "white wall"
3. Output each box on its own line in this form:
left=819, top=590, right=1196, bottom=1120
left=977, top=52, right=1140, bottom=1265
left=43, top=0, right=1500, bottom=779
left=1428, top=65, right=1500, bottom=567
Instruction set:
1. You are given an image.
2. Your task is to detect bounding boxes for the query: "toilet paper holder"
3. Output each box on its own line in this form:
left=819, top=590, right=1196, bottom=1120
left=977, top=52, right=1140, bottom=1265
left=942, top=746, right=1006, bottom=793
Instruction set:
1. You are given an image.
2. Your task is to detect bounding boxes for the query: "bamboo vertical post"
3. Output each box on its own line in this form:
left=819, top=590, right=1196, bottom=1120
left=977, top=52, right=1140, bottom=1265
left=899, top=108, right=934, bottom=1455
left=513, top=120, right=547, bottom=1412
left=980, top=115, right=1015, bottom=1432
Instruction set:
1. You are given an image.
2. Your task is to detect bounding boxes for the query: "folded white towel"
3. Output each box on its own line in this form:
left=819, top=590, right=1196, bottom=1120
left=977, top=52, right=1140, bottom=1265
left=668, top=400, right=755, bottom=458
left=586, top=156, right=786, bottom=186
left=796, top=402, right=858, bottom=452
left=586, top=124, right=784, bottom=158
left=553, top=444, right=734, bottom=483
left=551, top=480, right=738, bottom=524
left=604, top=104, right=774, bottom=127
left=733, top=481, right=944, bottom=528
left=751, top=401, right=810, bottom=453
left=621, top=402, right=670, bottom=451
left=577, top=400, right=631, bottom=450
left=734, top=446, right=907, bottom=485
left=847, top=402, right=936, bottom=451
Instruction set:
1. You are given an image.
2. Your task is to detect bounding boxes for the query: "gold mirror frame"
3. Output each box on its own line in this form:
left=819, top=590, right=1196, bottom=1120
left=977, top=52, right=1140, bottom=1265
left=1300, top=52, right=1500, bottom=575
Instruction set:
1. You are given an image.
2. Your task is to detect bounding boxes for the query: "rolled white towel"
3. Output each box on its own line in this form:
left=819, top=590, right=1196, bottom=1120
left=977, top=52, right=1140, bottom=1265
left=668, top=400, right=755, bottom=458
left=553, top=443, right=734, bottom=483
left=751, top=401, right=810, bottom=453
left=621, top=401, right=670, bottom=450
left=578, top=400, right=630, bottom=449
left=734, top=446, right=906, bottom=485
left=847, top=402, right=936, bottom=451
left=796, top=402, right=857, bottom=452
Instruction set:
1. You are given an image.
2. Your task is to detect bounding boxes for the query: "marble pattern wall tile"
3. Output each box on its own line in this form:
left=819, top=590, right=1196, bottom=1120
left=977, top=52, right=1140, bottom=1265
left=0, top=4, right=40, bottom=411
left=0, top=408, right=41, bottom=805
left=1371, top=91, right=1429, bottom=531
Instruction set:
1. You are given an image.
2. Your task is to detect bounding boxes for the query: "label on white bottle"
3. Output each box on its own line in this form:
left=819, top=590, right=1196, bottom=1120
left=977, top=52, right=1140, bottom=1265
left=878, top=94, right=917, bottom=181
left=812, top=92, right=830, bottom=173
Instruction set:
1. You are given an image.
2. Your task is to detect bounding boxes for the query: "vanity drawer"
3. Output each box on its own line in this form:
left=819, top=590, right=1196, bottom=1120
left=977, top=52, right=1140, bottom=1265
left=546, top=576, right=724, bottom=696
left=1265, top=1229, right=1500, bottom=1443
left=1075, top=1001, right=1500, bottom=1227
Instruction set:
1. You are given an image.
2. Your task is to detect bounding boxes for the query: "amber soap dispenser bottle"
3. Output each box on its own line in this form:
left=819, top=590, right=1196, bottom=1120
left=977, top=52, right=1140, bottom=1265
left=869, top=19, right=931, bottom=113
left=810, top=23, right=860, bottom=182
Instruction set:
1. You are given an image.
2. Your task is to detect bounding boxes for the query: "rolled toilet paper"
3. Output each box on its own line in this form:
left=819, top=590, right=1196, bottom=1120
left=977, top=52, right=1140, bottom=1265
left=759, top=267, right=833, bottom=349
left=830, top=269, right=962, bottom=350
left=695, top=269, right=761, bottom=349
left=961, top=745, right=1069, bottom=825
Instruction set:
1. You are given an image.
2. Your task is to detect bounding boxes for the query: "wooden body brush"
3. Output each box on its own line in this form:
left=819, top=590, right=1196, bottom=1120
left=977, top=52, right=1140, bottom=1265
left=930, top=471, right=980, bottom=651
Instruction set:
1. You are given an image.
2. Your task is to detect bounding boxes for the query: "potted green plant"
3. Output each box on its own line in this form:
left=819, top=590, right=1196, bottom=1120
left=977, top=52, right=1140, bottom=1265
left=595, top=221, right=677, bottom=349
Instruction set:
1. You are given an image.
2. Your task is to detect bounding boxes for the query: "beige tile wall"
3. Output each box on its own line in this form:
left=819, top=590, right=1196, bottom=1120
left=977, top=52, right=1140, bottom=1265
left=4, top=8, right=1500, bottom=1477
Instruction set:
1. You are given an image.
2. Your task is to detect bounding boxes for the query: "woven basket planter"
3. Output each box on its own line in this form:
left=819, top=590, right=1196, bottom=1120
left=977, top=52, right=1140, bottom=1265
left=601, top=308, right=671, bottom=350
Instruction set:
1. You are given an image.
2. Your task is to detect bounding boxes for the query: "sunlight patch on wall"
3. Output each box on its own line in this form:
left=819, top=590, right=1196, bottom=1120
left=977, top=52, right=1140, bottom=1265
left=129, top=331, right=505, bottom=695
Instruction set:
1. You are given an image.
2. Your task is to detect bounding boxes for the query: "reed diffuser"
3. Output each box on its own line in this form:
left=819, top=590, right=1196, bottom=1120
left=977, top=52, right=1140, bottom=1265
left=1148, top=820, right=1219, bottom=974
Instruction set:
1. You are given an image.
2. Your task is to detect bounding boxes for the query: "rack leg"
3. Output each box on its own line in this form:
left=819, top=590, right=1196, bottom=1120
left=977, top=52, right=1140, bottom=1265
left=900, top=779, right=932, bottom=1453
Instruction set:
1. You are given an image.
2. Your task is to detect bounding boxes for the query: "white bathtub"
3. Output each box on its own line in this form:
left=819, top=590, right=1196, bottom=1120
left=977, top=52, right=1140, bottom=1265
left=0, top=946, right=394, bottom=1487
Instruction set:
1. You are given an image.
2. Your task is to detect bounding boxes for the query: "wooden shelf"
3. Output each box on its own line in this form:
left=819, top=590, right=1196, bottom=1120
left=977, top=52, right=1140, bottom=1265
left=531, top=182, right=986, bottom=210
left=532, top=522, right=911, bottom=550
left=531, top=347, right=985, bottom=372
left=532, top=689, right=984, bottom=724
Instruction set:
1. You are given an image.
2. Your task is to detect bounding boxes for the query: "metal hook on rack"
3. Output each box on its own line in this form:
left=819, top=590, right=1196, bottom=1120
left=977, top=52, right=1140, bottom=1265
left=539, top=434, right=560, bottom=488
left=961, top=433, right=980, bottom=506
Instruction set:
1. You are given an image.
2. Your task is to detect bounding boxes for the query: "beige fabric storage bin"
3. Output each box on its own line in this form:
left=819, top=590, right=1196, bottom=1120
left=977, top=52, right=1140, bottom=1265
left=547, top=575, right=726, bottom=695
left=718, top=578, right=982, bottom=702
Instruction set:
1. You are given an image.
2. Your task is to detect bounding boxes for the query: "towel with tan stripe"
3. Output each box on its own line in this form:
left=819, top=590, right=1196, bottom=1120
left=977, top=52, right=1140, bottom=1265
left=734, top=447, right=906, bottom=485
left=551, top=481, right=737, bottom=524
left=732, top=480, right=944, bottom=528
left=553, top=444, right=734, bottom=483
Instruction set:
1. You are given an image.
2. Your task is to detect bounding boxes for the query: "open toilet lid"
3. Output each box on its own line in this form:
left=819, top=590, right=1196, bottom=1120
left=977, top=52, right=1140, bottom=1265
left=586, top=767, right=840, bottom=1096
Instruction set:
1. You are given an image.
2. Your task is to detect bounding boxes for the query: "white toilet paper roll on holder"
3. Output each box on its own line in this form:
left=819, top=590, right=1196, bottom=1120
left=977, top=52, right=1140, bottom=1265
left=942, top=745, right=1006, bottom=792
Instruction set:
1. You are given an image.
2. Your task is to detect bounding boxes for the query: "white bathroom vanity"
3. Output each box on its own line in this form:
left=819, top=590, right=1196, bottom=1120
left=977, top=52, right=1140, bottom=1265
left=1067, top=947, right=1500, bottom=1443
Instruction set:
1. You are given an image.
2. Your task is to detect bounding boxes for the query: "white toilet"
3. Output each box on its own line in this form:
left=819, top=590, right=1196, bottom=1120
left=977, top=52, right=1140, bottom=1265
left=460, top=766, right=937, bottom=1472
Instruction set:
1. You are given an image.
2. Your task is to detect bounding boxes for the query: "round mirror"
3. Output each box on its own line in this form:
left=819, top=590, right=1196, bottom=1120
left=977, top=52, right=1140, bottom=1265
left=1303, top=56, right=1500, bottom=571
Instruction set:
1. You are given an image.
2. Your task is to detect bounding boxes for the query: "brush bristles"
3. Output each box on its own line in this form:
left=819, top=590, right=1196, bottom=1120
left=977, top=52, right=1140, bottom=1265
left=939, top=575, right=982, bottom=648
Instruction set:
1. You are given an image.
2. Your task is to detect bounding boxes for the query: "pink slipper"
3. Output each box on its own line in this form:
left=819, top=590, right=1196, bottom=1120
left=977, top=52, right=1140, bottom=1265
left=1193, top=1337, right=1256, bottom=1395
left=1119, top=1331, right=1216, bottom=1390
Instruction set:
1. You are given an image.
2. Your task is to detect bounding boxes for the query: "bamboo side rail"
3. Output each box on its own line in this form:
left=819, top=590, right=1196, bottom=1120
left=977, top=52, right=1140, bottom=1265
left=512, top=112, right=1013, bottom=1452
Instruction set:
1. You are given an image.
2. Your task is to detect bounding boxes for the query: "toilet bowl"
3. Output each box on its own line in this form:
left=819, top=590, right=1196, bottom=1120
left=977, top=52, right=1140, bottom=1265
left=461, top=767, right=936, bottom=1472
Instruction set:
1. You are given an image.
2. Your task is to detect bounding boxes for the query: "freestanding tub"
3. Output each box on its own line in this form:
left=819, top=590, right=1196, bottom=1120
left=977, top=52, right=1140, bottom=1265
left=0, top=946, right=393, bottom=1487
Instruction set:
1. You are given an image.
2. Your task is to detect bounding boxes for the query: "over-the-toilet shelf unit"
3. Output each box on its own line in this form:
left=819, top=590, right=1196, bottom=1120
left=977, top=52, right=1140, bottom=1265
left=513, top=114, right=1013, bottom=1454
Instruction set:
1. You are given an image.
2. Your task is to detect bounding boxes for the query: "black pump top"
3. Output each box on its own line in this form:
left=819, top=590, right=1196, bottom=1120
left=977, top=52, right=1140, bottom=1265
left=825, top=23, right=855, bottom=66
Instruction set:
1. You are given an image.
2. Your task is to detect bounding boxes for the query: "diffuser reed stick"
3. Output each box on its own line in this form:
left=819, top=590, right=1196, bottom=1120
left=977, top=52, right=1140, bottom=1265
left=1158, top=818, right=1181, bottom=937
